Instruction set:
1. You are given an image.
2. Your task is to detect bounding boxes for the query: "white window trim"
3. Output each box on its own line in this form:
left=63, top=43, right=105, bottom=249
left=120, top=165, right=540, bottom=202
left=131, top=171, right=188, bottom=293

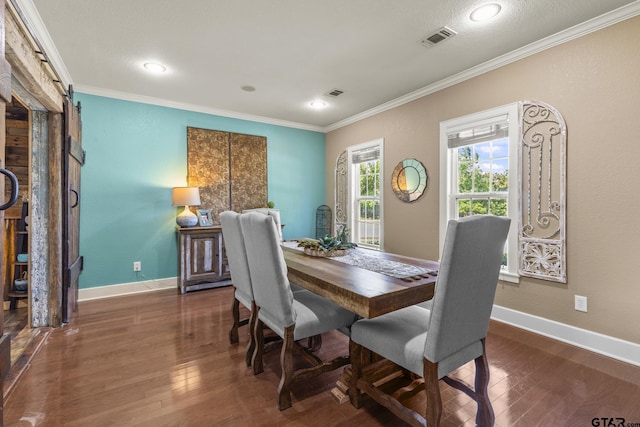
left=348, top=138, right=384, bottom=251
left=439, top=104, right=520, bottom=283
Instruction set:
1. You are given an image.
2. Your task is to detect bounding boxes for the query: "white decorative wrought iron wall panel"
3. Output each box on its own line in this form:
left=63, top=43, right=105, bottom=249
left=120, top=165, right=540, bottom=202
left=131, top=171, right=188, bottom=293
left=518, top=101, right=567, bottom=283
left=335, top=150, right=348, bottom=233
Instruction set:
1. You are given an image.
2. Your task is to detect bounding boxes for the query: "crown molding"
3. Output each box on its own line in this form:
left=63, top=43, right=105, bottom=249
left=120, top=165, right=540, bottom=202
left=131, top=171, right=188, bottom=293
left=11, top=0, right=73, bottom=89
left=323, top=0, right=640, bottom=133
left=12, top=0, right=324, bottom=133
left=13, top=0, right=640, bottom=134
left=75, top=85, right=325, bottom=133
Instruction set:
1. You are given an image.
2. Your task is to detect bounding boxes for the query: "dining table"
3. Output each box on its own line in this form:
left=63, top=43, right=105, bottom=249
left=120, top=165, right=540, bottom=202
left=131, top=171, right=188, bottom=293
left=280, top=241, right=440, bottom=404
left=281, top=242, right=440, bottom=319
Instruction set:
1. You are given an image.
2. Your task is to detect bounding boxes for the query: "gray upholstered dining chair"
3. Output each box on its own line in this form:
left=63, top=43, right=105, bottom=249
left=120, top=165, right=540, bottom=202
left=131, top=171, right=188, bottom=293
left=222, top=210, right=307, bottom=353
left=243, top=208, right=283, bottom=241
left=348, top=215, right=510, bottom=427
left=240, top=211, right=357, bottom=410
left=220, top=211, right=259, bottom=364
left=242, top=208, right=305, bottom=292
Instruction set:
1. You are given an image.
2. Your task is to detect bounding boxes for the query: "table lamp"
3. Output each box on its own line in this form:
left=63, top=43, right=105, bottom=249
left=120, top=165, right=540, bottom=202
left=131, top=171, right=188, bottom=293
left=172, top=187, right=201, bottom=227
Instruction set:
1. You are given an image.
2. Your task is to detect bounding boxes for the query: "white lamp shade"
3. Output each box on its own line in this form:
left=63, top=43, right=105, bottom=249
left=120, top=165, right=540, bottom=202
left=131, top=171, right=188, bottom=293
left=172, top=187, right=201, bottom=207
left=172, top=187, right=201, bottom=227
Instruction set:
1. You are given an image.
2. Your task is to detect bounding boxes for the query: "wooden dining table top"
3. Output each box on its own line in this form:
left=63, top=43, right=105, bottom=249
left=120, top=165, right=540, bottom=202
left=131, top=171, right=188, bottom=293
left=281, top=244, right=439, bottom=319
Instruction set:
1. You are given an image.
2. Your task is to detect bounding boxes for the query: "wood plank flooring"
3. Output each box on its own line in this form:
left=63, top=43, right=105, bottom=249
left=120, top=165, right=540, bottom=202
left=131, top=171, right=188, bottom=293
left=3, top=307, right=53, bottom=400
left=3, top=308, right=30, bottom=367
left=3, top=287, right=640, bottom=426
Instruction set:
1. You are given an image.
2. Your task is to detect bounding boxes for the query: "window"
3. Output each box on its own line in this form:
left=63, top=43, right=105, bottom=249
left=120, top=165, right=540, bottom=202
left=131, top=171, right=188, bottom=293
left=440, top=104, right=519, bottom=282
left=348, top=139, right=383, bottom=250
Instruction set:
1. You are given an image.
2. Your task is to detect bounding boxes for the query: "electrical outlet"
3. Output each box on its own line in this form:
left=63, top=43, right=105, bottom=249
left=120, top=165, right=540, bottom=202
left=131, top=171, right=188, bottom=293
left=574, top=295, right=587, bottom=312
left=133, top=261, right=141, bottom=272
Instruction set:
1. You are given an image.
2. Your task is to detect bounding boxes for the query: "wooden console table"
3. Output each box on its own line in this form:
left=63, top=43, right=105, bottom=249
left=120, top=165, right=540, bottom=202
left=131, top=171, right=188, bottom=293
left=177, top=226, right=231, bottom=294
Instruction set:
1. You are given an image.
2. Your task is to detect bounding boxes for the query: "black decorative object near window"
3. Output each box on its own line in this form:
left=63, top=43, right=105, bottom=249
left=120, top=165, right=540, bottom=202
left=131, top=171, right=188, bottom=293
left=315, top=205, right=332, bottom=239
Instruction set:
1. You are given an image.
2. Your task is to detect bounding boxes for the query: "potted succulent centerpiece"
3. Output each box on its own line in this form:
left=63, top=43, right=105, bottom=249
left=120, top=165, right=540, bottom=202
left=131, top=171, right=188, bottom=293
left=297, top=227, right=357, bottom=257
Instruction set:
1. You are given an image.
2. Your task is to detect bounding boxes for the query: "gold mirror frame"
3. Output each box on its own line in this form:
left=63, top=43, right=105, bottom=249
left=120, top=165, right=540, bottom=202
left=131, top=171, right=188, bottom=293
left=391, top=158, right=428, bottom=202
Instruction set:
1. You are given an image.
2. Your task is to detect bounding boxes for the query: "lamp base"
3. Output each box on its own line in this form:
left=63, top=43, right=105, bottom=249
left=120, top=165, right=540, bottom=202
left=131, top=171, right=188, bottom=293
left=176, top=206, right=198, bottom=227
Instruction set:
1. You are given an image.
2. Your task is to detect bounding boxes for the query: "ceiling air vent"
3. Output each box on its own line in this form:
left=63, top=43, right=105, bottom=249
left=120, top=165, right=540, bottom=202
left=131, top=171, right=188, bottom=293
left=419, top=26, right=457, bottom=48
left=325, top=89, right=344, bottom=97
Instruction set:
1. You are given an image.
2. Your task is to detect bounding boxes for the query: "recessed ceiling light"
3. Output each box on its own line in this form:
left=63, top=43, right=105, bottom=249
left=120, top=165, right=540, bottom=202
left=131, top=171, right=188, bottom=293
left=241, top=85, right=256, bottom=92
left=310, top=100, right=327, bottom=109
left=143, top=62, right=166, bottom=73
left=470, top=3, right=501, bottom=22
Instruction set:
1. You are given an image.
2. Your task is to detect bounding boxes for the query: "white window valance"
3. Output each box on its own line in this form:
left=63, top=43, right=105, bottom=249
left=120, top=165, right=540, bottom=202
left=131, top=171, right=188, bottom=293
left=351, top=146, right=380, bottom=164
left=447, top=120, right=509, bottom=148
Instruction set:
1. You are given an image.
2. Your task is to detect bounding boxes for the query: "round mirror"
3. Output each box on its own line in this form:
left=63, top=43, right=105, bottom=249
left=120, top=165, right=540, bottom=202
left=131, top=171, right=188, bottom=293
left=391, top=158, right=428, bottom=202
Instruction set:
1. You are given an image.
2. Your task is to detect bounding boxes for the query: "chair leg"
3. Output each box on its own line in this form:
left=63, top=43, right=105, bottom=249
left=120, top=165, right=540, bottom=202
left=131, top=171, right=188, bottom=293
left=229, top=295, right=240, bottom=344
left=474, top=341, right=495, bottom=426
left=306, top=334, right=322, bottom=352
left=277, top=325, right=295, bottom=410
left=246, top=301, right=258, bottom=367
left=424, top=359, right=442, bottom=427
left=251, top=310, right=265, bottom=375
left=348, top=339, right=363, bottom=409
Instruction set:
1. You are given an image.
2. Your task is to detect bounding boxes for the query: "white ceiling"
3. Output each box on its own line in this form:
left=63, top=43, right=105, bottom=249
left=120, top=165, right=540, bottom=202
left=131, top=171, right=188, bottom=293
left=23, top=0, right=640, bottom=131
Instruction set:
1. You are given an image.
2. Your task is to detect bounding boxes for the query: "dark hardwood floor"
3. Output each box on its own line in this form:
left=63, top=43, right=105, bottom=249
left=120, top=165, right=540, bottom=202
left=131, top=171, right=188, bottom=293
left=3, top=287, right=639, bottom=426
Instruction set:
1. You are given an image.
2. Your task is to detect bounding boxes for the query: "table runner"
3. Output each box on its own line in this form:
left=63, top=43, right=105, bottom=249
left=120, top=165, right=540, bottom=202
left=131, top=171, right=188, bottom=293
left=282, top=241, right=434, bottom=279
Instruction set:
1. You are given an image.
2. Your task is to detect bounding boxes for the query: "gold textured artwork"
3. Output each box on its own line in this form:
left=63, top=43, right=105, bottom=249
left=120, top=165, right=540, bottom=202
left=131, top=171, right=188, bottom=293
left=187, top=127, right=267, bottom=223
left=230, top=133, right=267, bottom=213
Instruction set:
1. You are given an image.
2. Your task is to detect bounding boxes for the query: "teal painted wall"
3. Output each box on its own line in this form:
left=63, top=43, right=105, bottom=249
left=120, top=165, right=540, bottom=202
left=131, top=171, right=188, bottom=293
left=77, top=93, right=325, bottom=288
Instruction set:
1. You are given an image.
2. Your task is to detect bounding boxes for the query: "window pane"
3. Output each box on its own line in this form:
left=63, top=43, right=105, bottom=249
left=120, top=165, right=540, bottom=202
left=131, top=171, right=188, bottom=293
left=491, top=158, right=509, bottom=191
left=493, top=138, right=509, bottom=158
left=475, top=142, right=491, bottom=161
left=359, top=201, right=379, bottom=221
left=490, top=198, right=508, bottom=216
left=371, top=222, right=380, bottom=246
left=359, top=160, right=380, bottom=197
left=458, top=146, right=473, bottom=162
left=374, top=161, right=380, bottom=196
left=458, top=161, right=473, bottom=193
left=457, top=199, right=471, bottom=217
left=471, top=198, right=489, bottom=215
left=356, top=200, right=380, bottom=246
left=366, top=201, right=373, bottom=220
left=359, top=164, right=368, bottom=196
left=474, top=162, right=490, bottom=192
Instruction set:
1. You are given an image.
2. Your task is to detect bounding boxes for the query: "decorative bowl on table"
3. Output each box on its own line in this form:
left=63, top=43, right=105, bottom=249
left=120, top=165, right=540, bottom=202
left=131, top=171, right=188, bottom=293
left=303, top=247, right=350, bottom=258
left=297, top=228, right=357, bottom=258
left=14, top=279, right=28, bottom=292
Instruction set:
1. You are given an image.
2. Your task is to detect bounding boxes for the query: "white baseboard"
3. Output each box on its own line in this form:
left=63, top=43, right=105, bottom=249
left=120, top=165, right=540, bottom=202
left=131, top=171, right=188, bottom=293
left=78, top=277, right=177, bottom=302
left=491, top=305, right=640, bottom=367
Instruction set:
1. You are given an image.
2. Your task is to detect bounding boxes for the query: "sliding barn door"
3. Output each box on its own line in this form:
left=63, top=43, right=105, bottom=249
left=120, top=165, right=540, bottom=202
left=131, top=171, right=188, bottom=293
left=62, top=91, right=84, bottom=323
left=0, top=1, right=13, bottom=423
